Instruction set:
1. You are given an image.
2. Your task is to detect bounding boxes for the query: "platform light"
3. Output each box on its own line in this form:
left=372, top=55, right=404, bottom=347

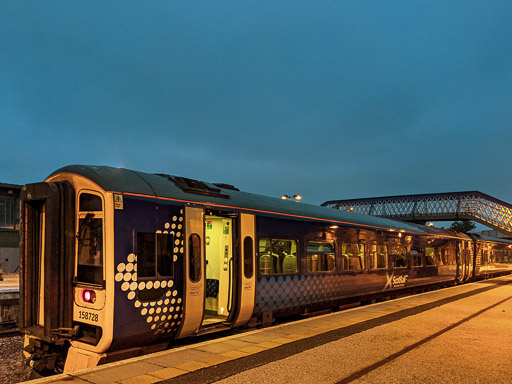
left=282, top=194, right=302, bottom=202
left=82, top=289, right=96, bottom=304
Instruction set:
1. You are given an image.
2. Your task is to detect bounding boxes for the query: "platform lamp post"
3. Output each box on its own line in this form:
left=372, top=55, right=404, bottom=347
left=281, top=194, right=302, bottom=202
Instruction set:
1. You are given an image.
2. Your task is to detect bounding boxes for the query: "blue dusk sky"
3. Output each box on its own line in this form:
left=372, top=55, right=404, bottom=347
left=1, top=1, right=512, bottom=206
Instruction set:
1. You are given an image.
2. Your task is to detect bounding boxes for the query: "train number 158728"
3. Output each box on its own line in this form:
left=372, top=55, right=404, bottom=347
left=78, top=310, right=99, bottom=322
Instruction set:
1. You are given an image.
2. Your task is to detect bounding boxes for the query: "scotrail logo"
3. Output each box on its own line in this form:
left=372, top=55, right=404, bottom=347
left=384, top=272, right=409, bottom=289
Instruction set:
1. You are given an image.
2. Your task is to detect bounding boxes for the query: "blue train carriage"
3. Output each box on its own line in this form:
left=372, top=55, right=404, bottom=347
left=470, top=233, right=512, bottom=277
left=20, top=165, right=253, bottom=373
left=18, top=165, right=510, bottom=375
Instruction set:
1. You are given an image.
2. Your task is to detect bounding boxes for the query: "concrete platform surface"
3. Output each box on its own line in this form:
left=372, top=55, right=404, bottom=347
left=23, top=275, right=512, bottom=384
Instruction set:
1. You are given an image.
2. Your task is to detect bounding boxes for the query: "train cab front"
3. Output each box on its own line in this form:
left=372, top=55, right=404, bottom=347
left=20, top=175, right=111, bottom=375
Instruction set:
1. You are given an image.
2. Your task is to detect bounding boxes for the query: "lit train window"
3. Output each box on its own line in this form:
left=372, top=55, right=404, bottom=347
left=341, top=243, right=365, bottom=271
left=482, top=249, right=488, bottom=264
left=389, top=245, right=407, bottom=268
left=137, top=233, right=174, bottom=278
left=369, top=244, right=388, bottom=269
left=425, top=247, right=436, bottom=266
left=495, top=250, right=502, bottom=262
left=411, top=249, right=423, bottom=267
left=306, top=241, right=335, bottom=273
left=259, top=238, right=297, bottom=275
left=439, top=247, right=449, bottom=265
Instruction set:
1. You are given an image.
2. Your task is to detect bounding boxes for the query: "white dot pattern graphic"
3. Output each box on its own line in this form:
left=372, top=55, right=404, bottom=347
left=115, top=210, right=185, bottom=337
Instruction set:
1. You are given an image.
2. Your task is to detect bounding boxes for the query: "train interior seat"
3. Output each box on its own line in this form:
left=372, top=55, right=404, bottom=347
left=260, top=254, right=275, bottom=274
left=282, top=253, right=297, bottom=273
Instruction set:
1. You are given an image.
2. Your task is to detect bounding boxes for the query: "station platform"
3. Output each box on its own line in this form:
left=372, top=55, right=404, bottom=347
left=25, top=275, right=512, bottom=384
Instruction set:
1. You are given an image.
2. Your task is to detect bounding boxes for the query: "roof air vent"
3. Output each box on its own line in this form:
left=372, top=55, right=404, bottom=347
left=213, top=183, right=240, bottom=191
left=155, top=174, right=229, bottom=199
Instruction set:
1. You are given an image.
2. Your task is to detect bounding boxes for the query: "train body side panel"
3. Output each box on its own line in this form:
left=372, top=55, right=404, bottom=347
left=110, top=195, right=185, bottom=351
left=253, top=216, right=458, bottom=317
left=473, top=239, right=512, bottom=278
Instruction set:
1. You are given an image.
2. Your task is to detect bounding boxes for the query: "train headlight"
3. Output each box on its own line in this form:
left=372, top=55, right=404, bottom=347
left=82, top=289, right=96, bottom=303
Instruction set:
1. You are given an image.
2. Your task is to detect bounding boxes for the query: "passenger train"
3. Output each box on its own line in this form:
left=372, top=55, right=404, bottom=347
left=19, top=165, right=512, bottom=374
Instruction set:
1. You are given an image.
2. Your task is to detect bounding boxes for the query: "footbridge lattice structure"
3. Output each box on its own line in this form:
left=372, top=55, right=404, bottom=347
left=322, top=191, right=512, bottom=236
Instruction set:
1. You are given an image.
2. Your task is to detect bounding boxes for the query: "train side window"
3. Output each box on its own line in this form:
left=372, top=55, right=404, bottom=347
left=79, top=193, right=102, bottom=212
left=341, top=243, right=365, bottom=271
left=0, top=194, right=19, bottom=229
left=439, top=247, right=448, bottom=265
left=157, top=233, right=174, bottom=276
left=189, top=234, right=202, bottom=282
left=137, top=232, right=174, bottom=278
left=77, top=192, right=104, bottom=285
left=389, top=245, right=407, bottom=268
left=425, top=247, right=436, bottom=266
left=259, top=238, right=298, bottom=275
left=77, top=216, right=104, bottom=284
left=411, top=249, right=422, bottom=267
left=243, top=236, right=254, bottom=278
left=306, top=241, right=336, bottom=272
left=503, top=248, right=511, bottom=262
left=369, top=244, right=388, bottom=269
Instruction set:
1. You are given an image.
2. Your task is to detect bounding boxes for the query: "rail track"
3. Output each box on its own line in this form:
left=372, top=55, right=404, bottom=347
left=0, top=320, right=19, bottom=336
left=0, top=287, right=20, bottom=339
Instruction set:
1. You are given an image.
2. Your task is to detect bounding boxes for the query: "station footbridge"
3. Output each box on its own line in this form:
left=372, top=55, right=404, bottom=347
left=322, top=191, right=512, bottom=236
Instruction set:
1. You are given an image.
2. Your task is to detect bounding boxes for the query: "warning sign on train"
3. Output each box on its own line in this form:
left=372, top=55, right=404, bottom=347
left=114, top=194, right=123, bottom=210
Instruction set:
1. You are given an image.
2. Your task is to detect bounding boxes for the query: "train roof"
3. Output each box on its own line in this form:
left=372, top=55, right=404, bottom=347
left=406, top=222, right=470, bottom=239
left=470, top=233, right=512, bottom=245
left=50, top=165, right=436, bottom=235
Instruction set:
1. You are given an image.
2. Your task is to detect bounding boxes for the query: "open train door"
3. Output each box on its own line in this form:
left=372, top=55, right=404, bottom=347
left=232, top=213, right=256, bottom=327
left=177, top=206, right=205, bottom=338
left=199, top=211, right=255, bottom=328
left=177, top=209, right=256, bottom=338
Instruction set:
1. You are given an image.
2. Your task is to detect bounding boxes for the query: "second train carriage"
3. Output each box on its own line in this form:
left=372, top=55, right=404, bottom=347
left=19, top=165, right=512, bottom=374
